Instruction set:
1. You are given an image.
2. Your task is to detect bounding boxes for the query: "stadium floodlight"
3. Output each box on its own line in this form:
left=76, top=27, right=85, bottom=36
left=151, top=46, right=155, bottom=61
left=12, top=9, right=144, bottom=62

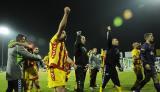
left=0, top=26, right=11, bottom=71
left=0, top=26, right=10, bottom=35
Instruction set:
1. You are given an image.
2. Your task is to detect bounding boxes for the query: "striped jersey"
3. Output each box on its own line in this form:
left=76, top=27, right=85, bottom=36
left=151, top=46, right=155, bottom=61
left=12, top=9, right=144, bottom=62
left=49, top=33, right=68, bottom=69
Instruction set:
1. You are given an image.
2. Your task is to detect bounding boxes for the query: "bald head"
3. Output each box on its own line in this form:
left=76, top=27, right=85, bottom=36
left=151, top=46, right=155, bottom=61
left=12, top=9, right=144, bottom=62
left=112, top=38, right=119, bottom=46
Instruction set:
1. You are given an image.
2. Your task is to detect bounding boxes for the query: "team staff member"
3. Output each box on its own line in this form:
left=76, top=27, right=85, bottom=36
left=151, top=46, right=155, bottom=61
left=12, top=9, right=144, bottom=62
left=89, top=48, right=101, bottom=91
left=74, top=31, right=89, bottom=92
left=100, top=26, right=123, bottom=92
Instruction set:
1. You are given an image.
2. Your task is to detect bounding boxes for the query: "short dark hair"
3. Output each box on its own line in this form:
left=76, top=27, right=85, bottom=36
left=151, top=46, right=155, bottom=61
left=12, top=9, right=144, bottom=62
left=132, top=42, right=139, bottom=48
left=144, top=33, right=152, bottom=40
left=16, top=34, right=26, bottom=42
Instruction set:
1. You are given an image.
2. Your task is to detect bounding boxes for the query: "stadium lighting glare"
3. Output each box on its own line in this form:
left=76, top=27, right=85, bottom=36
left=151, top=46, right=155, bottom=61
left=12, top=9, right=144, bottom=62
left=0, top=26, right=11, bottom=71
left=113, top=16, right=123, bottom=27
left=0, top=26, right=10, bottom=35
left=138, top=0, right=160, bottom=5
left=123, top=9, right=133, bottom=20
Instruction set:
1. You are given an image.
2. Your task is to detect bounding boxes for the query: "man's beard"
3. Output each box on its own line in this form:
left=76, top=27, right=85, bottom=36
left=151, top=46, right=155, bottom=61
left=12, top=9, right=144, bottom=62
left=59, top=37, right=67, bottom=42
left=150, top=40, right=154, bottom=44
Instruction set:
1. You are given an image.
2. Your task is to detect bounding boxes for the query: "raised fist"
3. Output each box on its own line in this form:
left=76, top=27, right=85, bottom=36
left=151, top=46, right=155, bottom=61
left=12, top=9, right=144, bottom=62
left=76, top=31, right=82, bottom=36
left=64, top=7, right=71, bottom=14
left=107, top=26, right=111, bottom=31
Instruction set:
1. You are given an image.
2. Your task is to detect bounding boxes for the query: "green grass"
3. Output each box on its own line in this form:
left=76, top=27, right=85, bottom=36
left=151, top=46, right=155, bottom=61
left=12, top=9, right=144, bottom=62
left=0, top=70, right=158, bottom=92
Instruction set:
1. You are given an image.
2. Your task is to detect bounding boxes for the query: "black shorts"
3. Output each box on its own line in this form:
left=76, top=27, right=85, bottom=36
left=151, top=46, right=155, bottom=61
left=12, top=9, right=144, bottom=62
left=7, top=79, right=23, bottom=92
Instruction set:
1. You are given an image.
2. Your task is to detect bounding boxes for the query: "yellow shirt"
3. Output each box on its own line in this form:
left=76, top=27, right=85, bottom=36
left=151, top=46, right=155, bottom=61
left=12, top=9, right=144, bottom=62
left=131, top=49, right=141, bottom=64
left=49, top=33, right=68, bottom=69
left=101, top=49, right=106, bottom=67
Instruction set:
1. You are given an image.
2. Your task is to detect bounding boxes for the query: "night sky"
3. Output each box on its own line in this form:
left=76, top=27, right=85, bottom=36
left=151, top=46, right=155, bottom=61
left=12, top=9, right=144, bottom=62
left=0, top=0, right=160, bottom=66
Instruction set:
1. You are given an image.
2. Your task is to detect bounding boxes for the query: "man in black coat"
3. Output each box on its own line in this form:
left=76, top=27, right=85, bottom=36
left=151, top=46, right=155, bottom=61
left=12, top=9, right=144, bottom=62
left=74, top=31, right=89, bottom=92
left=100, top=26, right=123, bottom=92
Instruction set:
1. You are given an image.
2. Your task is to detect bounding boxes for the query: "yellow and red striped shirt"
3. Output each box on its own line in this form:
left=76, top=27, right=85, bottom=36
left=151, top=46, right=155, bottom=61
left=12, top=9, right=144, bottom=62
left=131, top=49, right=141, bottom=65
left=101, top=49, right=106, bottom=67
left=49, top=33, right=68, bottom=70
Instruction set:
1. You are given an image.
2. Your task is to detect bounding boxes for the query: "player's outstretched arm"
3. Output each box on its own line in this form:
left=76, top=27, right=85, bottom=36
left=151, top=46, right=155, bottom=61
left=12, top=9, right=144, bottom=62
left=57, top=7, right=71, bottom=38
left=106, top=26, right=112, bottom=50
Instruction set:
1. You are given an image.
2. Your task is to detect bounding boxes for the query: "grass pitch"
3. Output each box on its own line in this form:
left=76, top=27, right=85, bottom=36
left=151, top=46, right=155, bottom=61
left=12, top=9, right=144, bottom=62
left=0, top=70, right=158, bottom=92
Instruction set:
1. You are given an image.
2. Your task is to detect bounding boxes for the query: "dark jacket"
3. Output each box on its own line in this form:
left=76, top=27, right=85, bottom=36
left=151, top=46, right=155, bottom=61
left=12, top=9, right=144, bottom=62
left=105, top=31, right=121, bottom=68
left=74, top=35, right=88, bottom=66
left=140, top=42, right=156, bottom=65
